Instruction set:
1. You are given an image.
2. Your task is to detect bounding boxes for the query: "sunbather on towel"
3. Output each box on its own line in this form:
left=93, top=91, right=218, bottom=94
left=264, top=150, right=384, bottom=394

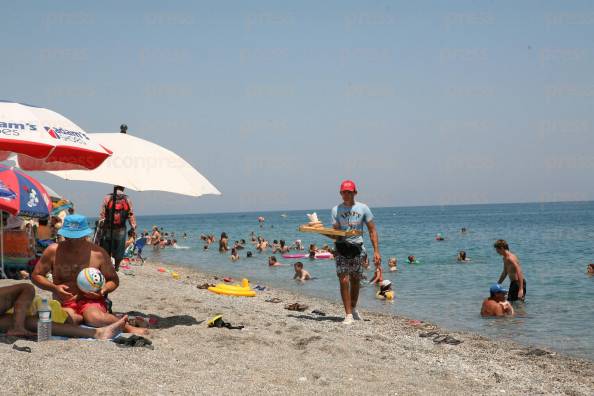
left=31, top=214, right=148, bottom=335
left=0, top=284, right=126, bottom=339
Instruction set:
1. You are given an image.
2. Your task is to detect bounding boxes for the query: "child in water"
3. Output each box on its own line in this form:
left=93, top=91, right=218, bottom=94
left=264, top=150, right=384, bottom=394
left=293, top=262, right=311, bottom=281
left=388, top=257, right=397, bottom=272
left=407, top=255, right=417, bottom=264
left=369, top=265, right=383, bottom=284
left=230, top=248, right=240, bottom=262
left=376, top=279, right=394, bottom=300
left=587, top=263, right=594, bottom=275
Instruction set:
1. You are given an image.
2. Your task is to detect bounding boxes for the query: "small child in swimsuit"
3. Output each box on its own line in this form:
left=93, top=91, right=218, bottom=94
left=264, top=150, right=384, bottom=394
left=407, top=255, right=416, bottom=264
left=376, top=279, right=394, bottom=300
left=388, top=257, right=397, bottom=272
left=369, top=266, right=383, bottom=284
left=293, top=262, right=311, bottom=281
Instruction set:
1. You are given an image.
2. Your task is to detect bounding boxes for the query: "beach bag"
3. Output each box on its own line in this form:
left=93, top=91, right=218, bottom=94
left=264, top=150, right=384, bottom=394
left=105, top=195, right=130, bottom=227
left=334, top=241, right=362, bottom=259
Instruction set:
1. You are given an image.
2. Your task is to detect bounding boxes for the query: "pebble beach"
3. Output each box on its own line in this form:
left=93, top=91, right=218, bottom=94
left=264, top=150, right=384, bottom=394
left=1, top=260, right=593, bottom=395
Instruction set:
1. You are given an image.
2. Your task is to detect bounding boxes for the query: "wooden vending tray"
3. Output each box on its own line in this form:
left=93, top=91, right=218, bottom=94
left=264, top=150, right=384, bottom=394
left=298, top=225, right=362, bottom=238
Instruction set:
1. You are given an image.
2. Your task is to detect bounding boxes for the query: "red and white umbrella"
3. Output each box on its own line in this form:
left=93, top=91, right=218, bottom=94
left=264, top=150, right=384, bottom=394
left=0, top=101, right=112, bottom=171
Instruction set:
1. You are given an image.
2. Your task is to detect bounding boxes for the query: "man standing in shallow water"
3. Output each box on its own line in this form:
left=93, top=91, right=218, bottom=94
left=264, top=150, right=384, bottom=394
left=494, top=239, right=526, bottom=302
left=331, top=180, right=381, bottom=325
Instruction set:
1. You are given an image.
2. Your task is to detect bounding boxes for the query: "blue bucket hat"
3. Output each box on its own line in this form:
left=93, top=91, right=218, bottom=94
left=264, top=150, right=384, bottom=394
left=490, top=283, right=508, bottom=295
left=58, top=214, right=93, bottom=239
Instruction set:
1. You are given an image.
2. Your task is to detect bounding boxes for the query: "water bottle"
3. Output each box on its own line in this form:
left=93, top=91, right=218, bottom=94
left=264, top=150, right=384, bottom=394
left=37, top=298, right=52, bottom=342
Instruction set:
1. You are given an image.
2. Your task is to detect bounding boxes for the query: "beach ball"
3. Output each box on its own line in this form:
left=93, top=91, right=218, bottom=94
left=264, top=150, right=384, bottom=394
left=77, top=268, right=105, bottom=293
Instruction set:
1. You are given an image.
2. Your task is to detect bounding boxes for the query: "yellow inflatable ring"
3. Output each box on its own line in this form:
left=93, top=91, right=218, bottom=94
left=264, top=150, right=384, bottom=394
left=208, top=285, right=256, bottom=297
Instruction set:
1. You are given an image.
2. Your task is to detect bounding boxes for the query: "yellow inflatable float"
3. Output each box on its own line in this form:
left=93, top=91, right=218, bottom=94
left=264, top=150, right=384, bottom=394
left=208, top=278, right=256, bottom=297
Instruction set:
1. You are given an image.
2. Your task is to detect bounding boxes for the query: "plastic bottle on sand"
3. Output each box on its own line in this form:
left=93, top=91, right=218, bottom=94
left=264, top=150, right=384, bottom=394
left=37, top=298, right=52, bottom=342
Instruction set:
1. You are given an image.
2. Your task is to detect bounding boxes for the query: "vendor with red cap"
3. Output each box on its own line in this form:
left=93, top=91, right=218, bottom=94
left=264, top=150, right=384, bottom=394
left=331, top=180, right=381, bottom=325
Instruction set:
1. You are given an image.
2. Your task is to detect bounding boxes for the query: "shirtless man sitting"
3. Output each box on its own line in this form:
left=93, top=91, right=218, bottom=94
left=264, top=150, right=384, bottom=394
left=0, top=283, right=126, bottom=339
left=494, top=239, right=526, bottom=302
left=31, top=214, right=147, bottom=335
left=481, top=283, right=514, bottom=317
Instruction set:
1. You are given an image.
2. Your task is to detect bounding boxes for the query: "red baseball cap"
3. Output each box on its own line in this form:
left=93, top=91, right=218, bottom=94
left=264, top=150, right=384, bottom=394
left=340, top=180, right=357, bottom=192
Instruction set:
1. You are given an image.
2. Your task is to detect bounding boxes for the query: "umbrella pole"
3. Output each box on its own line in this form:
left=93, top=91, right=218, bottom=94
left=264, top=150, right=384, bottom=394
left=1, top=212, right=5, bottom=279
left=108, top=124, right=128, bottom=267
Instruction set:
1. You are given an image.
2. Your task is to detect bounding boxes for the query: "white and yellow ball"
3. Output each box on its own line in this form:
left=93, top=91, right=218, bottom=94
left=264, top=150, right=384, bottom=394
left=77, top=268, right=105, bottom=293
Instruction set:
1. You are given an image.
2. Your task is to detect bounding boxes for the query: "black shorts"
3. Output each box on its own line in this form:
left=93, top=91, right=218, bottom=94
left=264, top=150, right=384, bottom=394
left=508, top=279, right=526, bottom=302
left=100, top=228, right=127, bottom=261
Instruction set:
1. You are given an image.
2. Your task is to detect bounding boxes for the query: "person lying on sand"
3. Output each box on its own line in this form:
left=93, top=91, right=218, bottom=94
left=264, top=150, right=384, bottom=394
left=0, top=284, right=126, bottom=339
left=293, top=262, right=311, bottom=281
left=481, top=284, right=514, bottom=317
left=31, top=215, right=148, bottom=335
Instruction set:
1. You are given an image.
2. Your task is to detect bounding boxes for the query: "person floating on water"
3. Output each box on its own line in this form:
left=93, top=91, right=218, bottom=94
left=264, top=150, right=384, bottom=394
left=331, top=180, right=381, bottom=325
left=293, top=262, right=311, bottom=282
left=481, top=284, right=514, bottom=317
left=435, top=233, right=445, bottom=241
left=457, top=250, right=470, bottom=262
left=407, top=255, right=417, bottom=264
left=587, top=263, right=594, bottom=275
left=494, top=239, right=526, bottom=302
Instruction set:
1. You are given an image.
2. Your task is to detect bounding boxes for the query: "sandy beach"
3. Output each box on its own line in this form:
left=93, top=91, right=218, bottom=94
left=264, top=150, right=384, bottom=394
left=1, top=261, right=593, bottom=396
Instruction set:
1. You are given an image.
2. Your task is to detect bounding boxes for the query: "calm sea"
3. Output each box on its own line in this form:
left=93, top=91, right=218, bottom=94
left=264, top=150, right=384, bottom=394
left=132, top=202, right=594, bottom=361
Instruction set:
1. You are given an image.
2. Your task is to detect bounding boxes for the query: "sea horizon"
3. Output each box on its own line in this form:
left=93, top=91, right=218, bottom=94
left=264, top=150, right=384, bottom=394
left=132, top=199, right=594, bottom=218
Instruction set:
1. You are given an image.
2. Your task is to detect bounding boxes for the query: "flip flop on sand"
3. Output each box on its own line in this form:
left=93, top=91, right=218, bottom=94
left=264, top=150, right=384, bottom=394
left=197, top=283, right=215, bottom=289
left=311, top=310, right=326, bottom=316
left=433, top=335, right=463, bottom=345
left=12, top=344, right=31, bottom=353
left=265, top=297, right=282, bottom=303
left=114, top=335, right=154, bottom=349
left=285, top=303, right=308, bottom=312
left=419, top=331, right=440, bottom=338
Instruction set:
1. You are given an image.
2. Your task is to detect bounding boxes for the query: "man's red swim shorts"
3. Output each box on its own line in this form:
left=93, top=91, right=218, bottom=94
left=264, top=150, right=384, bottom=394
left=61, top=298, right=107, bottom=315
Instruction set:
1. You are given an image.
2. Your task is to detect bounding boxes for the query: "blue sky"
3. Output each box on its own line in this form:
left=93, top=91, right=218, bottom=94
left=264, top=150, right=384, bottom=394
left=2, top=1, right=593, bottom=216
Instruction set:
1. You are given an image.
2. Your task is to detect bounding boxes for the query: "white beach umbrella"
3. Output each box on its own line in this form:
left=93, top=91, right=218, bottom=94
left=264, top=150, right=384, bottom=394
left=45, top=133, right=221, bottom=197
left=0, top=101, right=112, bottom=170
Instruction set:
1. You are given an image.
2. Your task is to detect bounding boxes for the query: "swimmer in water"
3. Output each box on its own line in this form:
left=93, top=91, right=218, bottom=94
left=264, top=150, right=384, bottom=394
left=587, top=263, right=594, bottom=275
left=457, top=250, right=470, bottom=262
left=230, top=248, right=240, bottom=262
left=293, top=262, right=311, bottom=282
left=388, top=257, right=398, bottom=272
left=407, top=255, right=416, bottom=264
left=481, top=284, right=514, bottom=317
left=268, top=256, right=281, bottom=267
